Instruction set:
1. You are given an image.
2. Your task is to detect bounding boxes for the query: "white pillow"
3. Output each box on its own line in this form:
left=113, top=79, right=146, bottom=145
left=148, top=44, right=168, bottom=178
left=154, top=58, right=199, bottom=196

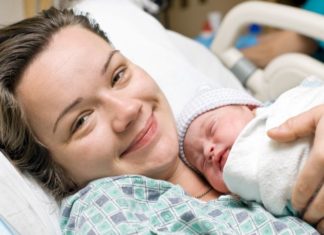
left=0, top=1, right=243, bottom=234
left=0, top=152, right=61, bottom=235
left=166, top=30, right=243, bottom=92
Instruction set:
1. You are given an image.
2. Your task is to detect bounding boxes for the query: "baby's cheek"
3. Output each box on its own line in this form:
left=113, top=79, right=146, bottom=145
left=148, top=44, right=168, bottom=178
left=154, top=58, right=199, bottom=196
left=187, top=155, right=196, bottom=167
left=193, top=159, right=201, bottom=171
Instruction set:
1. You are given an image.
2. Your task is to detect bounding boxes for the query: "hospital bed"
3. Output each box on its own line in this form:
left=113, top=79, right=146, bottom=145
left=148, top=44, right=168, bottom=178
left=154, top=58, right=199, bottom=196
left=212, top=1, right=324, bottom=101
left=0, top=0, right=323, bottom=234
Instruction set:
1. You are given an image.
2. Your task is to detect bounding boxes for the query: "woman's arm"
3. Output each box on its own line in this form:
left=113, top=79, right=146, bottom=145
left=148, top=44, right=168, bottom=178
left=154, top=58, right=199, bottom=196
left=268, top=105, right=324, bottom=233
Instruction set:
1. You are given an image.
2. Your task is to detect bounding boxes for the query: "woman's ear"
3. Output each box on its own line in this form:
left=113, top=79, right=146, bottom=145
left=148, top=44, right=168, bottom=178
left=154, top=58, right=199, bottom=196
left=247, top=104, right=257, bottom=110
left=246, top=105, right=257, bottom=116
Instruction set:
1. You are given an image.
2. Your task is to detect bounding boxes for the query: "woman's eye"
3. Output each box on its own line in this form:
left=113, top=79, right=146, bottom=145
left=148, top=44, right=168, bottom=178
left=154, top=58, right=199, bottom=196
left=111, top=68, right=126, bottom=86
left=71, top=114, right=89, bottom=134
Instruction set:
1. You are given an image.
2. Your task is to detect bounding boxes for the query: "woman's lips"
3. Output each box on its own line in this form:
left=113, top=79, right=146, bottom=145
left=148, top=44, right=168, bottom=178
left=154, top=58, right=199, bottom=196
left=121, top=114, right=157, bottom=156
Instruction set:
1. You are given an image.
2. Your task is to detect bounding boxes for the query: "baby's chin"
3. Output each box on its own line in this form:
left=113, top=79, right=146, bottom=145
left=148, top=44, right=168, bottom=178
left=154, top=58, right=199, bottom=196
left=218, top=186, right=230, bottom=194
left=222, top=187, right=230, bottom=194
left=207, top=178, right=230, bottom=194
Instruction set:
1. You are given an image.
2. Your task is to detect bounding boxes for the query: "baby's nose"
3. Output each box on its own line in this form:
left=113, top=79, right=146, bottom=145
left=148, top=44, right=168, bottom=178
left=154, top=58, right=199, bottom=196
left=204, top=145, right=215, bottom=162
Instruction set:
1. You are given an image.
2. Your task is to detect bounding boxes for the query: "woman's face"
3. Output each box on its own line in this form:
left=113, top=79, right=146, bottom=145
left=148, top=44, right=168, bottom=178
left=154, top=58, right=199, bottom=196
left=15, top=26, right=179, bottom=185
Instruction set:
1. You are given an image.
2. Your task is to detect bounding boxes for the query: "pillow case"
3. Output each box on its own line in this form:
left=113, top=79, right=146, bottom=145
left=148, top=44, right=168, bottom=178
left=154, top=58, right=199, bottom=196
left=0, top=152, right=61, bottom=235
left=0, top=215, right=18, bottom=235
left=166, top=30, right=243, bottom=92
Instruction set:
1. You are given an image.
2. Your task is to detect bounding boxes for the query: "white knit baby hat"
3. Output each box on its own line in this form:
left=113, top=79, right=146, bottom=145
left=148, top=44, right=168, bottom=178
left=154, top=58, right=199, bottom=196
left=177, top=85, right=261, bottom=171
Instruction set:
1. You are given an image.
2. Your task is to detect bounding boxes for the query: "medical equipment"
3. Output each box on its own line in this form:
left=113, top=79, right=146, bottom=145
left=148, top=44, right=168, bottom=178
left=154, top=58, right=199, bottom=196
left=211, top=1, right=324, bottom=101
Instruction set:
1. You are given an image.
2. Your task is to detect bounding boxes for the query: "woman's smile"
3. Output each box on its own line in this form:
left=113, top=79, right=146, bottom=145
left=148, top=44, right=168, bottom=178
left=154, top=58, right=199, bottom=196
left=121, top=114, right=158, bottom=157
left=15, top=25, right=178, bottom=185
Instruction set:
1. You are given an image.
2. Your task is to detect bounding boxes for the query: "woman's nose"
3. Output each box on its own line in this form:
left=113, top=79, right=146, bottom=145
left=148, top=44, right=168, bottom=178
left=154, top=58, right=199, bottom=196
left=111, top=97, right=142, bottom=133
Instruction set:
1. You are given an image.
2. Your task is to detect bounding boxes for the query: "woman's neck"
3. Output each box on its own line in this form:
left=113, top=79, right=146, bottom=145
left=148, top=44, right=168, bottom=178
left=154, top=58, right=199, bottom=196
left=167, top=160, right=221, bottom=201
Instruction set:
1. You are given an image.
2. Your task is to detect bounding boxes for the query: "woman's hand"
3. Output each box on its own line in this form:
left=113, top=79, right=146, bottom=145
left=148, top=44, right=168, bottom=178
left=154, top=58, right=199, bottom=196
left=268, top=105, right=324, bottom=233
left=241, top=30, right=318, bottom=68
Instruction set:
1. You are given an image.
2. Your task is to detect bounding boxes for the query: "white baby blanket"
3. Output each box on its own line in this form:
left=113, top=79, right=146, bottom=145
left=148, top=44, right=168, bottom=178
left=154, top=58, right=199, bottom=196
left=224, top=76, right=323, bottom=215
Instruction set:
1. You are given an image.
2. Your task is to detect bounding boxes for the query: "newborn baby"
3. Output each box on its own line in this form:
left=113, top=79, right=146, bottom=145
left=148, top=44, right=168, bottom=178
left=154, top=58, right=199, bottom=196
left=182, top=104, right=256, bottom=194
left=178, top=78, right=322, bottom=215
left=178, top=86, right=260, bottom=193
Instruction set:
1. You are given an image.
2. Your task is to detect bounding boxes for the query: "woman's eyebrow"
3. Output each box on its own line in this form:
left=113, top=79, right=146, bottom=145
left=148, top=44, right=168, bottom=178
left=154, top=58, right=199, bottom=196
left=53, top=97, right=83, bottom=133
left=101, top=49, right=120, bottom=75
left=52, top=50, right=120, bottom=134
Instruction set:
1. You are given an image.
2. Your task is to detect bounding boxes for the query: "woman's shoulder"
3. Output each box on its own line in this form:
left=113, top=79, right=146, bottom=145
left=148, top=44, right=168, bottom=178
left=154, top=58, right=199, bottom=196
left=62, top=175, right=178, bottom=208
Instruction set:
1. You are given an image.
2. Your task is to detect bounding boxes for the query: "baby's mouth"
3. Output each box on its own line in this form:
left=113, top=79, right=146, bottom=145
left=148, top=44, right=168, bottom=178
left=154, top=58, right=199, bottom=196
left=219, top=148, right=230, bottom=171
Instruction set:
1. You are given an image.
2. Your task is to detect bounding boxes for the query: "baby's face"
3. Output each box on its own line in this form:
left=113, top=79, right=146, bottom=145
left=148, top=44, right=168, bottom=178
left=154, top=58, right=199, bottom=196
left=183, top=105, right=255, bottom=193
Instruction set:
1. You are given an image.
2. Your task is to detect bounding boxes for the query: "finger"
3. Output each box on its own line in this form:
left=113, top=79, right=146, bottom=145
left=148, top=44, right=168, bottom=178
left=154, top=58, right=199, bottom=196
left=292, top=153, right=324, bottom=214
left=316, top=219, right=324, bottom=235
left=303, top=184, right=324, bottom=224
left=292, top=132, right=324, bottom=215
left=268, top=107, right=319, bottom=142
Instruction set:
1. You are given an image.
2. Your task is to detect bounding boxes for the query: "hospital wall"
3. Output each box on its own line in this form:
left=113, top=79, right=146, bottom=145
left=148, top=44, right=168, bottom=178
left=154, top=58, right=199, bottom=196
left=0, top=0, right=24, bottom=25
left=0, top=0, right=277, bottom=33
left=163, top=0, right=278, bottom=37
left=0, top=0, right=54, bottom=25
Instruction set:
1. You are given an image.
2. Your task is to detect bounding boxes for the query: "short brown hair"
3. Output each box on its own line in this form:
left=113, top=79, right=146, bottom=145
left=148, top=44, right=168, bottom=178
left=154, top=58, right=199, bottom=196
left=0, top=7, right=110, bottom=200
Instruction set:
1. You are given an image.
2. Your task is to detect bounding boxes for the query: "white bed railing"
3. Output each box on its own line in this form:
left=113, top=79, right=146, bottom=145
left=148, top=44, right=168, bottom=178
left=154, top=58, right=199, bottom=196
left=211, top=1, right=324, bottom=101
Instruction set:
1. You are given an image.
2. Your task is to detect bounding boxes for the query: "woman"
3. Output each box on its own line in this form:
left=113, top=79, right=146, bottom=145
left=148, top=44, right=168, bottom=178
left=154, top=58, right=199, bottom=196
left=0, top=8, right=323, bottom=233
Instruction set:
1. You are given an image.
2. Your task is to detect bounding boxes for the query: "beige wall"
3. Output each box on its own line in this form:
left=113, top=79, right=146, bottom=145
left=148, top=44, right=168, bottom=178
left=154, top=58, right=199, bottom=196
left=0, top=0, right=24, bottom=24
left=24, top=0, right=53, bottom=17
left=0, top=0, right=54, bottom=25
left=1, top=0, right=278, bottom=33
left=163, top=0, right=257, bottom=37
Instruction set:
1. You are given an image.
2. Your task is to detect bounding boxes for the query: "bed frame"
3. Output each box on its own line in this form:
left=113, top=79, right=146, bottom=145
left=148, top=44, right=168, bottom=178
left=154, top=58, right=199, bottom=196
left=211, top=1, right=324, bottom=101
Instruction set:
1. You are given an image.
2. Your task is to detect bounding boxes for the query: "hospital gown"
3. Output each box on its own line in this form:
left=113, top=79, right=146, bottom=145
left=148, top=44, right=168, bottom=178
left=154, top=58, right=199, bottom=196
left=60, top=175, right=317, bottom=234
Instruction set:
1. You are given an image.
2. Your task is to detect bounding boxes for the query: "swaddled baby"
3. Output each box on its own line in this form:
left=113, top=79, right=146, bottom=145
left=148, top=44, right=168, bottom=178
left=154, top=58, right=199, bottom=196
left=178, top=77, right=323, bottom=216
